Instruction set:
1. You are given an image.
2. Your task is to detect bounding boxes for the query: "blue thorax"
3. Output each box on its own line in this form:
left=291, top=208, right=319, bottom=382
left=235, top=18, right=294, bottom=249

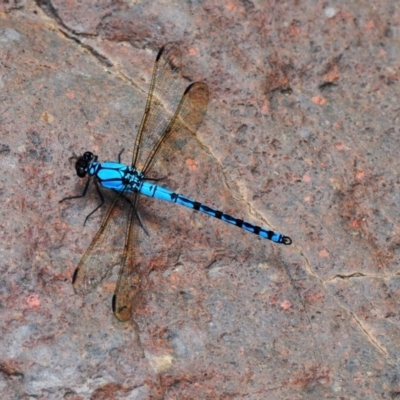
left=88, top=160, right=144, bottom=193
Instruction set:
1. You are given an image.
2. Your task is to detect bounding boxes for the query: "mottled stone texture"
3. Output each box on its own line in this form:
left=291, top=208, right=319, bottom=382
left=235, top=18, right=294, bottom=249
left=1, top=1, right=400, bottom=399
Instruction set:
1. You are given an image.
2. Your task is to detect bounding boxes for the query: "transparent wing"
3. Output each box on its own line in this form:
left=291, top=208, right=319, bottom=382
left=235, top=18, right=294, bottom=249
left=142, top=81, right=209, bottom=174
left=132, top=42, right=182, bottom=170
left=72, top=192, right=134, bottom=296
left=112, top=196, right=141, bottom=322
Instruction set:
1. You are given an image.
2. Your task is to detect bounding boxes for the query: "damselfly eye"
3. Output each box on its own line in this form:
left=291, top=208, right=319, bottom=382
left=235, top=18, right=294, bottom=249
left=76, top=166, right=86, bottom=178
left=75, top=157, right=88, bottom=178
left=83, top=152, right=94, bottom=161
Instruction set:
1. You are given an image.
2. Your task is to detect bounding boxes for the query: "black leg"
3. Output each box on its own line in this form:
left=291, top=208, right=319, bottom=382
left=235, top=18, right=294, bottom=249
left=82, top=179, right=105, bottom=225
left=117, top=148, right=125, bottom=163
left=60, top=178, right=105, bottom=225
left=59, top=177, right=91, bottom=203
left=119, top=193, right=149, bottom=236
left=60, top=177, right=106, bottom=225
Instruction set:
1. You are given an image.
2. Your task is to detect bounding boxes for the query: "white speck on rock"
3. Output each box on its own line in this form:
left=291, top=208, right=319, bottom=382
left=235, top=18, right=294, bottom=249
left=324, top=7, right=337, bottom=18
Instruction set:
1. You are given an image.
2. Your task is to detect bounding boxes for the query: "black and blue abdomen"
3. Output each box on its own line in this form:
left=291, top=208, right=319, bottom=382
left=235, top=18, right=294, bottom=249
left=139, top=181, right=291, bottom=244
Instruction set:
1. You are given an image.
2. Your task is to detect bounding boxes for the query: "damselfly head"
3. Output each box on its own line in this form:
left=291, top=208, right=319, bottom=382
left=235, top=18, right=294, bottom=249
left=75, top=151, right=96, bottom=178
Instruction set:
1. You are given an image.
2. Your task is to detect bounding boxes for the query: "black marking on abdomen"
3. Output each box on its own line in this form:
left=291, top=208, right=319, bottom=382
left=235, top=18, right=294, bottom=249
left=235, top=218, right=243, bottom=228
left=199, top=204, right=221, bottom=218
left=214, top=210, right=223, bottom=219
left=253, top=226, right=261, bottom=235
left=192, top=201, right=201, bottom=210
left=170, top=192, right=179, bottom=202
left=265, top=230, right=273, bottom=239
left=166, top=191, right=290, bottom=244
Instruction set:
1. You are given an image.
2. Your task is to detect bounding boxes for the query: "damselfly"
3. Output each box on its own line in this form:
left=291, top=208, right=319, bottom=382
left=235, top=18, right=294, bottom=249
left=61, top=42, right=292, bottom=322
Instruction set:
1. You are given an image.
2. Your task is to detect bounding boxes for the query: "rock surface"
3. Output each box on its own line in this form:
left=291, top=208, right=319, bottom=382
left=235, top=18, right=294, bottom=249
left=1, top=1, right=400, bottom=398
